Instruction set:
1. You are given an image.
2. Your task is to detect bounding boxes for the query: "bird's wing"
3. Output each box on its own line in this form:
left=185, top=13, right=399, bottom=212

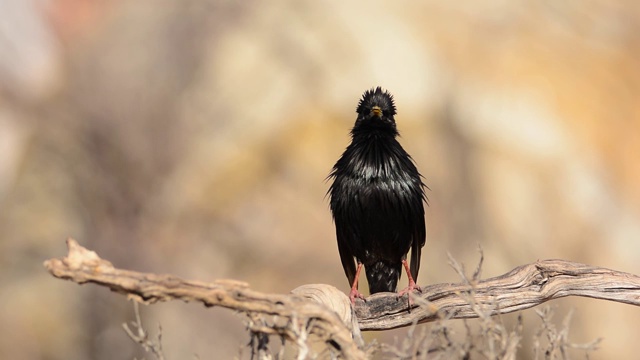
left=336, top=224, right=357, bottom=286
left=409, top=204, right=426, bottom=283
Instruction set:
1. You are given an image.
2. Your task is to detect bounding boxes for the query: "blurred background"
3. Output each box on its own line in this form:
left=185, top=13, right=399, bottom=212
left=1, top=0, right=639, bottom=359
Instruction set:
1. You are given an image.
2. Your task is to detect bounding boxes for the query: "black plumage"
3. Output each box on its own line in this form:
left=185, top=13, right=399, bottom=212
left=328, top=87, right=427, bottom=303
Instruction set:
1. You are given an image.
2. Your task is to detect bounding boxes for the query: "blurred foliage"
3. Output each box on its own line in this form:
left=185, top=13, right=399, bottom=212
left=1, top=1, right=639, bottom=359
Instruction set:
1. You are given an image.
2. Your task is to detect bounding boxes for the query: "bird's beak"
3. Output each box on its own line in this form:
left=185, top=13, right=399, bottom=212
left=371, top=106, right=382, bottom=117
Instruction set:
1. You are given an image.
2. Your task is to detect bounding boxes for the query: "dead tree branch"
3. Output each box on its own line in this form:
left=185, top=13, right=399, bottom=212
left=44, top=238, right=365, bottom=360
left=356, top=257, right=640, bottom=330
left=44, top=239, right=640, bottom=357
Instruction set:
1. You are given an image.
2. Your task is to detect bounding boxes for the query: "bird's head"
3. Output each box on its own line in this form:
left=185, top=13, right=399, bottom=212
left=353, top=87, right=398, bottom=134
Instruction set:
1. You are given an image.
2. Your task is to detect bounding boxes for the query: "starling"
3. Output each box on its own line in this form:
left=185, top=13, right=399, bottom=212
left=328, top=87, right=427, bottom=303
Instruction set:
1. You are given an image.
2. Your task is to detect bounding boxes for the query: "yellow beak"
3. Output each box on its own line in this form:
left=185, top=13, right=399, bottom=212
left=371, top=106, right=382, bottom=117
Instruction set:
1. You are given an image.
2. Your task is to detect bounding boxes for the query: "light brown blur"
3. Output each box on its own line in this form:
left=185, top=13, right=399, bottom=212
left=1, top=1, right=639, bottom=359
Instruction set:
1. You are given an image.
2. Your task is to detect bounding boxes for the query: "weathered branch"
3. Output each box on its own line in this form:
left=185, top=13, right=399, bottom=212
left=44, top=239, right=365, bottom=360
left=356, top=258, right=640, bottom=330
left=44, top=239, right=640, bottom=357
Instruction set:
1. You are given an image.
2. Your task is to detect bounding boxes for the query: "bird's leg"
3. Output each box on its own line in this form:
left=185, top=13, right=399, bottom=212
left=398, top=259, right=422, bottom=303
left=349, top=262, right=366, bottom=304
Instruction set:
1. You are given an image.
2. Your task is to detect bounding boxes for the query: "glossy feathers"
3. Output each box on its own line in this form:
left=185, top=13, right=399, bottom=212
left=328, top=87, right=427, bottom=294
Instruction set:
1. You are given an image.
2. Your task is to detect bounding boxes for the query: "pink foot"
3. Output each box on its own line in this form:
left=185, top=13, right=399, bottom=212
left=348, top=262, right=366, bottom=304
left=399, top=258, right=422, bottom=306
left=398, top=281, right=422, bottom=297
left=398, top=281, right=421, bottom=306
left=349, top=288, right=366, bottom=304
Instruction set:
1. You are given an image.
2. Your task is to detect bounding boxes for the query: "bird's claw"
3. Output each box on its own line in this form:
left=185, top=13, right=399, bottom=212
left=349, top=289, right=366, bottom=304
left=398, top=281, right=421, bottom=306
left=398, top=281, right=421, bottom=297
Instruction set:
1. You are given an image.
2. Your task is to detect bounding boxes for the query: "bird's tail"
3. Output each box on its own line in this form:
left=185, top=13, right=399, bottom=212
left=366, top=261, right=401, bottom=293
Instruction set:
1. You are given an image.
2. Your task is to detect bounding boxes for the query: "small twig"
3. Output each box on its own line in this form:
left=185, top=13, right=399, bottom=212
left=472, top=243, right=484, bottom=282
left=123, top=301, right=165, bottom=360
left=533, top=306, right=601, bottom=360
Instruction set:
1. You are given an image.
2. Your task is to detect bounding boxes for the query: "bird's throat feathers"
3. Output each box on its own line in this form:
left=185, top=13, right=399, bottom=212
left=350, top=121, right=399, bottom=138
left=345, top=135, right=410, bottom=181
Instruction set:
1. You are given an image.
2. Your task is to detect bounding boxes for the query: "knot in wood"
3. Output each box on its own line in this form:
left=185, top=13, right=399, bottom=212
left=291, top=284, right=352, bottom=325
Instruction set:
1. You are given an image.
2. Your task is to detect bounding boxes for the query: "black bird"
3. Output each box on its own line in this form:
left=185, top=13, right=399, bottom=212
left=328, top=87, right=427, bottom=303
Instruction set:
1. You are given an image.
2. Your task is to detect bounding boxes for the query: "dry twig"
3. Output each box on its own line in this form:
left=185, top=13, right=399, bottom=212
left=122, top=301, right=166, bottom=360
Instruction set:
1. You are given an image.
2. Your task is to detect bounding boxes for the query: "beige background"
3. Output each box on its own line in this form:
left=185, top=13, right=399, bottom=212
left=1, top=1, right=639, bottom=359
